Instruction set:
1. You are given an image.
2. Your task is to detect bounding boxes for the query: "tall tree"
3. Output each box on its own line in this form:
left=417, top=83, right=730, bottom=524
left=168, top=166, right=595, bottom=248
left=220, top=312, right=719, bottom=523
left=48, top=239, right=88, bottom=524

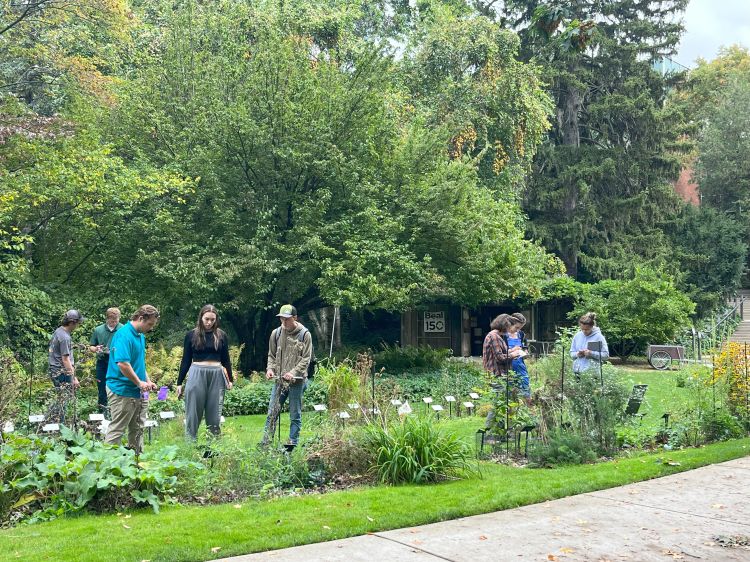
left=108, top=0, right=556, bottom=369
left=491, top=0, right=688, bottom=280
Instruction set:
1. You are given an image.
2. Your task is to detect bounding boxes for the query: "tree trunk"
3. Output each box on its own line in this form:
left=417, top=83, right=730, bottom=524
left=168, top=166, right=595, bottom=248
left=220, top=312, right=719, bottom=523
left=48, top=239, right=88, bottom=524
left=306, top=307, right=330, bottom=351
left=559, top=83, right=581, bottom=148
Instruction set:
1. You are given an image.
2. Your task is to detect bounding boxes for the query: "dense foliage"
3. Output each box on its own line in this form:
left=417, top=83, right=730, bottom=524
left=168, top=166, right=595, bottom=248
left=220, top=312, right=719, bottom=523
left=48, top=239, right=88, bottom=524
left=0, top=427, right=201, bottom=525
left=571, top=268, right=695, bottom=358
left=362, top=415, right=475, bottom=484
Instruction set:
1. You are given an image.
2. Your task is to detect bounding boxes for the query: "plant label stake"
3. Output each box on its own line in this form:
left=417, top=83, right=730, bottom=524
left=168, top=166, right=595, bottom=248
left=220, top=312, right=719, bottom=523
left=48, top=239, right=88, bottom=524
left=159, top=411, right=175, bottom=420
left=145, top=419, right=158, bottom=443
left=89, top=413, right=104, bottom=422
left=469, top=392, right=480, bottom=400
left=314, top=404, right=327, bottom=424
left=444, top=396, right=456, bottom=418
left=390, top=399, right=402, bottom=407
left=431, top=404, right=443, bottom=420
left=422, top=396, right=432, bottom=415
left=398, top=401, right=412, bottom=416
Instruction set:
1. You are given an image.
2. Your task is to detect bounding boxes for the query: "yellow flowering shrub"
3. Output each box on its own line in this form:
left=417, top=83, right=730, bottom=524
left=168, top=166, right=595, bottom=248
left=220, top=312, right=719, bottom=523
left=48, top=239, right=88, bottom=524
left=713, top=342, right=750, bottom=416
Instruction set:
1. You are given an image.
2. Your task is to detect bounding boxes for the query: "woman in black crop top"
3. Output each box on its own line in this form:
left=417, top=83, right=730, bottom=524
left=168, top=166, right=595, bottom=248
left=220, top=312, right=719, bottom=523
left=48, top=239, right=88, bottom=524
left=178, top=304, right=234, bottom=439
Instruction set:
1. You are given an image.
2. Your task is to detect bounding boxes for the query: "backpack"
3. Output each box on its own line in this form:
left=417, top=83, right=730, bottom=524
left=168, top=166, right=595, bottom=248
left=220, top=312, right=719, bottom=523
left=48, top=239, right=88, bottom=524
left=274, top=327, right=317, bottom=380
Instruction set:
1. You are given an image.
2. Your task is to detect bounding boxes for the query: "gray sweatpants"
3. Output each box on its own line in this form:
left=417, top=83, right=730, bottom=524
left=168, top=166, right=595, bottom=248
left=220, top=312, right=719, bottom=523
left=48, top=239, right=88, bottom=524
left=184, top=364, right=226, bottom=439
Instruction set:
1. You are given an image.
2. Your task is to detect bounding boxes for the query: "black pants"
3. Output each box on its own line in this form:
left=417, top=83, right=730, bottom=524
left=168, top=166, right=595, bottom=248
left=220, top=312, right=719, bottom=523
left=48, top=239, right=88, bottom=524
left=96, top=358, right=109, bottom=413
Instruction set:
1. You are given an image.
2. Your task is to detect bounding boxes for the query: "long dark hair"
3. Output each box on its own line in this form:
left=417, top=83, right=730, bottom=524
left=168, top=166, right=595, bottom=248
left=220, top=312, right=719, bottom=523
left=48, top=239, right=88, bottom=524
left=192, top=304, right=226, bottom=350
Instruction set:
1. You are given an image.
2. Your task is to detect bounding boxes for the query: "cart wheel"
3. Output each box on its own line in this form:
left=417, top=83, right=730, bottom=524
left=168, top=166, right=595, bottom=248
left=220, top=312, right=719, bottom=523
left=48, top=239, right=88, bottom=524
left=649, top=350, right=672, bottom=370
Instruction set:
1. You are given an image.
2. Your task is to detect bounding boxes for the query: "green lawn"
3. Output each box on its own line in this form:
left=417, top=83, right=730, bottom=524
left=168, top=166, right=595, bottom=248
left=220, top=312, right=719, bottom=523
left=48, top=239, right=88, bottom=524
left=620, top=367, right=696, bottom=428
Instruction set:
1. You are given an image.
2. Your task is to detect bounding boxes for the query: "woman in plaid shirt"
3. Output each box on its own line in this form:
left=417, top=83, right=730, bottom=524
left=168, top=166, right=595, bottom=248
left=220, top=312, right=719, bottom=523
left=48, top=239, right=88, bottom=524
left=482, top=314, right=524, bottom=427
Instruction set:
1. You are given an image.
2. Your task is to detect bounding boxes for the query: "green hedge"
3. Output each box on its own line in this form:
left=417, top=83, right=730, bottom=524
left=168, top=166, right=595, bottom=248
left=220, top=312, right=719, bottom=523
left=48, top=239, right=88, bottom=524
left=221, top=381, right=328, bottom=417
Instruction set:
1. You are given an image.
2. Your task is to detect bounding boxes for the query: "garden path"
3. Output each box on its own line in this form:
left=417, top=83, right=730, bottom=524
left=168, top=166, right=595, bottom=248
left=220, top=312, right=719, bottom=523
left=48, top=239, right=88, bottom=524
left=218, top=456, right=750, bottom=561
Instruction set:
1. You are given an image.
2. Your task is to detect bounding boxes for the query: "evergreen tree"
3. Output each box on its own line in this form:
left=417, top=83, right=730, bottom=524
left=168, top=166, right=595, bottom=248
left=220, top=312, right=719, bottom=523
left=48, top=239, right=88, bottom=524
left=493, top=0, right=689, bottom=280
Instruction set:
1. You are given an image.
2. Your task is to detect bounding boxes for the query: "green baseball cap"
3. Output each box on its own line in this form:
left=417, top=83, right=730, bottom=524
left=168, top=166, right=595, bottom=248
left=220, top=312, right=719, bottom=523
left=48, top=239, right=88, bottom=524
left=276, top=304, right=298, bottom=318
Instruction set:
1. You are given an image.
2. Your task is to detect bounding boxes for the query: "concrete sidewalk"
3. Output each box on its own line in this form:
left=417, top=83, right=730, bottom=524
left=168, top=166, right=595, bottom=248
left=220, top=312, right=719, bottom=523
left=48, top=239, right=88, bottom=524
left=219, top=457, right=750, bottom=561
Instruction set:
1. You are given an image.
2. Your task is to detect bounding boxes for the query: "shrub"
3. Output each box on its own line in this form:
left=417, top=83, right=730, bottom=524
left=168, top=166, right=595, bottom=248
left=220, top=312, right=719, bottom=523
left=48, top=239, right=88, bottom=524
left=0, top=427, right=201, bottom=525
left=374, top=344, right=451, bottom=373
left=713, top=342, right=750, bottom=418
left=222, top=383, right=274, bottom=416
left=305, top=427, right=373, bottom=482
left=528, top=430, right=598, bottom=467
left=0, top=350, right=24, bottom=424
left=571, top=267, right=695, bottom=359
left=616, top=423, right=658, bottom=449
left=700, top=409, right=745, bottom=442
left=534, top=356, right=630, bottom=455
left=316, top=360, right=361, bottom=413
left=221, top=381, right=328, bottom=417
left=361, top=416, right=475, bottom=484
left=171, top=433, right=313, bottom=499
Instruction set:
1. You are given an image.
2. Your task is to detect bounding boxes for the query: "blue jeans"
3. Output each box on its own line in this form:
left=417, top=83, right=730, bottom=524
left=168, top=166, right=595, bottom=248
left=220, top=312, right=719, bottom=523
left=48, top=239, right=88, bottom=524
left=264, top=380, right=307, bottom=444
left=47, top=370, right=74, bottom=424
left=96, top=358, right=109, bottom=414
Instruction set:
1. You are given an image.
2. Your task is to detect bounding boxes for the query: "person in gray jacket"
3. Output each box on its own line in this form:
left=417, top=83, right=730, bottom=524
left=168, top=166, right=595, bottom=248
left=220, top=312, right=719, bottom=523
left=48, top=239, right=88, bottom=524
left=262, top=304, right=312, bottom=448
left=570, top=312, right=610, bottom=375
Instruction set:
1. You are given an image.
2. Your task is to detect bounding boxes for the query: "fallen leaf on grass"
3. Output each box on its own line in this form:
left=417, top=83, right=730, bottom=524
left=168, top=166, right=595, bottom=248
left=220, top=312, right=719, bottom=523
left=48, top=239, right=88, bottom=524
left=211, top=547, right=221, bottom=554
left=125, top=514, right=132, bottom=519
left=122, top=524, right=131, bottom=530
left=233, top=504, right=242, bottom=509
left=366, top=516, right=374, bottom=522
left=323, top=525, right=331, bottom=530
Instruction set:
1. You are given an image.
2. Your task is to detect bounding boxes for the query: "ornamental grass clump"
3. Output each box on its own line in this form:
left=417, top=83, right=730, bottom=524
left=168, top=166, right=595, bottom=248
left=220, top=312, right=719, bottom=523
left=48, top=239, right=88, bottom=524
left=362, top=415, right=475, bottom=484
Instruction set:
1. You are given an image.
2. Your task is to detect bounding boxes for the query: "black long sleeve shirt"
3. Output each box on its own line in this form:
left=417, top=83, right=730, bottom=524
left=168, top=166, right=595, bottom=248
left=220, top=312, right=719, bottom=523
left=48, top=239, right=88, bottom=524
left=177, top=330, right=233, bottom=385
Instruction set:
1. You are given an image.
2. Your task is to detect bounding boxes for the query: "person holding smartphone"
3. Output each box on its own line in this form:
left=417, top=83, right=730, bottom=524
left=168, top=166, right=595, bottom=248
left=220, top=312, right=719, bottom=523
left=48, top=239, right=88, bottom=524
left=570, top=312, right=610, bottom=376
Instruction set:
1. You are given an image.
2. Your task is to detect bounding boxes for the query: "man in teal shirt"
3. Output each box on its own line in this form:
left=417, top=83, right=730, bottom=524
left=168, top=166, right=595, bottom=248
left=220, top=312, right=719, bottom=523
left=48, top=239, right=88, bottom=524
left=104, top=305, right=159, bottom=454
left=89, top=307, right=123, bottom=416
